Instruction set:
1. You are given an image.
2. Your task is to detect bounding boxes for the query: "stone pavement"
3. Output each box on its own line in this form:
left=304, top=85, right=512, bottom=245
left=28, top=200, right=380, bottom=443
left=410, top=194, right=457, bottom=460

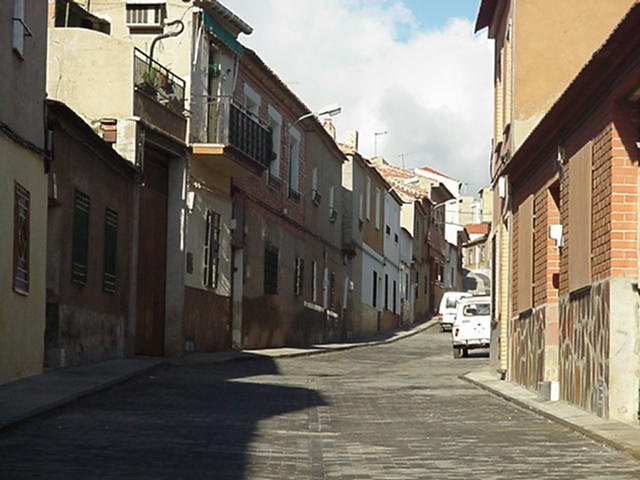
left=0, top=319, right=434, bottom=432
left=1, top=324, right=640, bottom=479
left=463, top=369, right=640, bottom=462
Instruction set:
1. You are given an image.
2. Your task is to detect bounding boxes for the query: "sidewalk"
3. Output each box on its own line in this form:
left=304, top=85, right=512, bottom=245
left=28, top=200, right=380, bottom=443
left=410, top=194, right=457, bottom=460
left=462, top=369, right=640, bottom=461
left=0, top=319, right=437, bottom=432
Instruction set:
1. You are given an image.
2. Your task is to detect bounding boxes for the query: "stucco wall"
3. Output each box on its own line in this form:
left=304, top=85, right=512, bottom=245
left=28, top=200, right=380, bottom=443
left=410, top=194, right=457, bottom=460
left=0, top=139, right=47, bottom=383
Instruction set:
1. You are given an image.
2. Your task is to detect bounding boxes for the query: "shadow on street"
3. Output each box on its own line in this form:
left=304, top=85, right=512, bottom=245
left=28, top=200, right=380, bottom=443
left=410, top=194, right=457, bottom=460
left=0, top=355, right=327, bottom=480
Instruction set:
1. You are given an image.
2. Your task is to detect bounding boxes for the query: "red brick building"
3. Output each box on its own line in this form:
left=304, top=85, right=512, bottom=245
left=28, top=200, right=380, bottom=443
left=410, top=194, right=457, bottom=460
left=505, top=5, right=640, bottom=424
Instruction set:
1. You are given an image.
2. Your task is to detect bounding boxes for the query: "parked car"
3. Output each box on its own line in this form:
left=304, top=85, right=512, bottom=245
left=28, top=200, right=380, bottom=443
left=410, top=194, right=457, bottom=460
left=451, top=295, right=491, bottom=358
left=437, top=291, right=471, bottom=331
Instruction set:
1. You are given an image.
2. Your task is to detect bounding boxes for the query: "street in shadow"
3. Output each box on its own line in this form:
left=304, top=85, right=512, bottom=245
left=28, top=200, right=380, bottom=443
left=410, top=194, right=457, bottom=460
left=0, top=355, right=327, bottom=479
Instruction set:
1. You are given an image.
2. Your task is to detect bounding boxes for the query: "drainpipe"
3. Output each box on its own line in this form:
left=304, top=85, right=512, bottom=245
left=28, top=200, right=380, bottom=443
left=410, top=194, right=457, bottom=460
left=149, top=19, right=185, bottom=62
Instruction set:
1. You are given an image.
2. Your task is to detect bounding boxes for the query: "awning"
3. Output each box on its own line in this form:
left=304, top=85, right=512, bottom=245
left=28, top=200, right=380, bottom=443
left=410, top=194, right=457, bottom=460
left=203, top=11, right=243, bottom=56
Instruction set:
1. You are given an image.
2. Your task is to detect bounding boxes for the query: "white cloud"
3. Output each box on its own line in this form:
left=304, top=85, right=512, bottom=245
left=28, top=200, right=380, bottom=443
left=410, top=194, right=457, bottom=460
left=225, top=0, right=493, bottom=194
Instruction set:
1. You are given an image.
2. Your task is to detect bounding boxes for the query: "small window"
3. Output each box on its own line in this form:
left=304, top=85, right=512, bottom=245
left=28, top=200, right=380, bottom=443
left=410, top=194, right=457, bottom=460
left=329, top=272, right=336, bottom=310
left=415, top=272, right=419, bottom=300
left=126, top=3, right=165, bottom=27
left=375, top=188, right=381, bottom=229
left=103, top=208, right=118, bottom=293
left=294, top=257, right=304, bottom=296
left=384, top=274, right=389, bottom=310
left=372, top=271, right=378, bottom=307
left=392, top=280, right=397, bottom=313
left=203, top=210, right=221, bottom=289
left=424, top=275, right=428, bottom=294
left=264, top=245, right=279, bottom=294
left=72, top=190, right=90, bottom=285
left=385, top=225, right=391, bottom=235
left=13, top=182, right=30, bottom=294
left=288, top=128, right=301, bottom=197
left=311, top=260, right=317, bottom=302
left=445, top=297, right=458, bottom=309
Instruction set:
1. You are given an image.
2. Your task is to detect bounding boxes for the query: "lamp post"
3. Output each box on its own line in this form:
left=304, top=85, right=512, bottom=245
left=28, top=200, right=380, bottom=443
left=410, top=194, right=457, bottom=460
left=387, top=176, right=419, bottom=195
left=296, top=104, right=342, bottom=123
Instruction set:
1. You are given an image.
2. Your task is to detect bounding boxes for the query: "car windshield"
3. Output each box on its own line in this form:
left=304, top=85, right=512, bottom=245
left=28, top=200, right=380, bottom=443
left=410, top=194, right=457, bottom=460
left=462, top=303, right=490, bottom=316
left=445, top=298, right=458, bottom=308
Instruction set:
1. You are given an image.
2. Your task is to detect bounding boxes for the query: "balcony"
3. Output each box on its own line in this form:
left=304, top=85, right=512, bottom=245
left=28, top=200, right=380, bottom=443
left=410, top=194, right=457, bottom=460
left=134, top=48, right=185, bottom=114
left=133, top=48, right=186, bottom=141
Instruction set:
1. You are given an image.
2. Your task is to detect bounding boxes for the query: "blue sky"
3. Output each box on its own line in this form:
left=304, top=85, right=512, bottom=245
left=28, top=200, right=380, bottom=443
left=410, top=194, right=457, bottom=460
left=403, top=0, right=480, bottom=29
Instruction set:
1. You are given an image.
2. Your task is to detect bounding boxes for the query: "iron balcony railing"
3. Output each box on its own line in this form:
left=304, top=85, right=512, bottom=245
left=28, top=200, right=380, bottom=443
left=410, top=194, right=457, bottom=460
left=208, top=95, right=272, bottom=168
left=133, top=48, right=185, bottom=114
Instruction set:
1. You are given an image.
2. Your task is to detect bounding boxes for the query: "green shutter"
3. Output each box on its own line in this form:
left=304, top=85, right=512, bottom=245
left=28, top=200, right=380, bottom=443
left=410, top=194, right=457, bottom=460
left=72, top=190, right=90, bottom=285
left=103, top=208, right=118, bottom=292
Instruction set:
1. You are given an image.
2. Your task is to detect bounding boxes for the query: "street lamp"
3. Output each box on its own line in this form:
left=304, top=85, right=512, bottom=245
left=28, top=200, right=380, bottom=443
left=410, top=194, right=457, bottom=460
left=387, top=176, right=419, bottom=194
left=296, top=104, right=342, bottom=123
left=432, top=197, right=462, bottom=209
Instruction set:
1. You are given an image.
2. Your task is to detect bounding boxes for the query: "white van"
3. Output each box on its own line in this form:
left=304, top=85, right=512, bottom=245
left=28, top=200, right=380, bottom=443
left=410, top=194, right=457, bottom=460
left=437, top=291, right=471, bottom=331
left=451, top=295, right=491, bottom=358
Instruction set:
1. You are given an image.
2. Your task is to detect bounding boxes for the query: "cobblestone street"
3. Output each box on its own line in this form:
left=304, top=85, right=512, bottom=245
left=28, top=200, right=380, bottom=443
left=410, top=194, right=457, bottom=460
left=1, top=325, right=639, bottom=479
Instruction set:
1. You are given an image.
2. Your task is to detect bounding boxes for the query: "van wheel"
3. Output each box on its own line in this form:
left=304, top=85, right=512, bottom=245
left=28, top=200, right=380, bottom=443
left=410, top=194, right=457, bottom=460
left=453, top=348, right=462, bottom=359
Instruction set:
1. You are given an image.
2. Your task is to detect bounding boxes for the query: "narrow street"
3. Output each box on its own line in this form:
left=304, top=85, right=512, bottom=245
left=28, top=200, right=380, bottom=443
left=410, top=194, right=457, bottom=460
left=1, top=326, right=639, bottom=480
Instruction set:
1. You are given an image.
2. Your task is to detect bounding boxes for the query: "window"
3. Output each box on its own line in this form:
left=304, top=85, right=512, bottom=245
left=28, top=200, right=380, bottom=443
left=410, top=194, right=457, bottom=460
left=329, top=272, right=336, bottom=310
left=366, top=177, right=371, bottom=220
left=385, top=225, right=391, bottom=235
left=103, top=208, right=118, bottom=293
left=415, top=272, right=419, bottom=299
left=244, top=83, right=261, bottom=117
left=288, top=128, right=301, bottom=197
left=394, top=233, right=399, bottom=243
left=322, top=267, right=329, bottom=308
left=372, top=271, right=378, bottom=307
left=384, top=274, right=389, bottom=310
left=311, top=261, right=317, bottom=302
left=268, top=106, right=282, bottom=180
left=72, top=190, right=90, bottom=285
left=203, top=210, right=221, bottom=289
left=424, top=275, right=428, bottom=294
left=264, top=245, right=279, bottom=294
left=463, top=303, right=490, bottom=316
left=358, top=193, right=364, bottom=221
left=126, top=3, right=165, bottom=27
left=393, top=280, right=397, bottom=313
left=375, top=188, right=382, bottom=229
left=311, top=167, right=320, bottom=205
left=294, top=257, right=304, bottom=296
left=13, top=182, right=29, bottom=294
left=328, top=186, right=337, bottom=222
left=12, top=0, right=26, bottom=57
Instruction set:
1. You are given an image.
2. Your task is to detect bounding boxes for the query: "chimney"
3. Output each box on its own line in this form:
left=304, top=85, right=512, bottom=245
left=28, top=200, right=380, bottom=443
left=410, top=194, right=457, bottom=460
left=345, top=130, right=359, bottom=151
left=322, top=119, right=336, bottom=140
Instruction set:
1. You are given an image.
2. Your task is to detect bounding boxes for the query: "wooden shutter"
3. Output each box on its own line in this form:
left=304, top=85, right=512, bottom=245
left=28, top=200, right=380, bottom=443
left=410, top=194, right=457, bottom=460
left=517, top=194, right=534, bottom=312
left=568, top=142, right=592, bottom=292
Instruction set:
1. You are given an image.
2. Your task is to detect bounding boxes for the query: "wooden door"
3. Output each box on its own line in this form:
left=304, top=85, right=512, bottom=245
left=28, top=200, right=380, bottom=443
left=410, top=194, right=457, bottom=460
left=136, top=153, right=168, bottom=356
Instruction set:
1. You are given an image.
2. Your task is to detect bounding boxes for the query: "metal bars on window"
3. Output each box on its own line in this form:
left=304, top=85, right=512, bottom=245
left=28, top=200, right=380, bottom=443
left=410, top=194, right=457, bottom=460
left=203, top=210, right=221, bottom=289
left=294, top=257, right=304, bottom=296
left=13, top=182, right=30, bottom=294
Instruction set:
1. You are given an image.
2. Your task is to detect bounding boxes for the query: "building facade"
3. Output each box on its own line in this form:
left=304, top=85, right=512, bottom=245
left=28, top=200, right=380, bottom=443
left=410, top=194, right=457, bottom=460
left=477, top=0, right=640, bottom=423
left=0, top=1, right=49, bottom=384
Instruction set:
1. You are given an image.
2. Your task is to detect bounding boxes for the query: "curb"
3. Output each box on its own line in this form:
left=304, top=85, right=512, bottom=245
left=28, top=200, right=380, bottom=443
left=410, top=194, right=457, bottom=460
left=235, top=318, right=439, bottom=361
left=460, top=372, right=640, bottom=462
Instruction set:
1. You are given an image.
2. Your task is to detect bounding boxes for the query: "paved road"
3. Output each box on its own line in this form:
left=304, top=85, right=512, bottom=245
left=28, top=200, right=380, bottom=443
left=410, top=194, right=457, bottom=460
left=1, top=326, right=639, bottom=479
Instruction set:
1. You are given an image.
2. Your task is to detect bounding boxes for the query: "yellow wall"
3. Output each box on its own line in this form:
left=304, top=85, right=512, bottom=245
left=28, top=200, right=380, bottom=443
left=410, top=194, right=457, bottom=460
left=512, top=0, right=636, bottom=151
left=0, top=138, right=47, bottom=384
